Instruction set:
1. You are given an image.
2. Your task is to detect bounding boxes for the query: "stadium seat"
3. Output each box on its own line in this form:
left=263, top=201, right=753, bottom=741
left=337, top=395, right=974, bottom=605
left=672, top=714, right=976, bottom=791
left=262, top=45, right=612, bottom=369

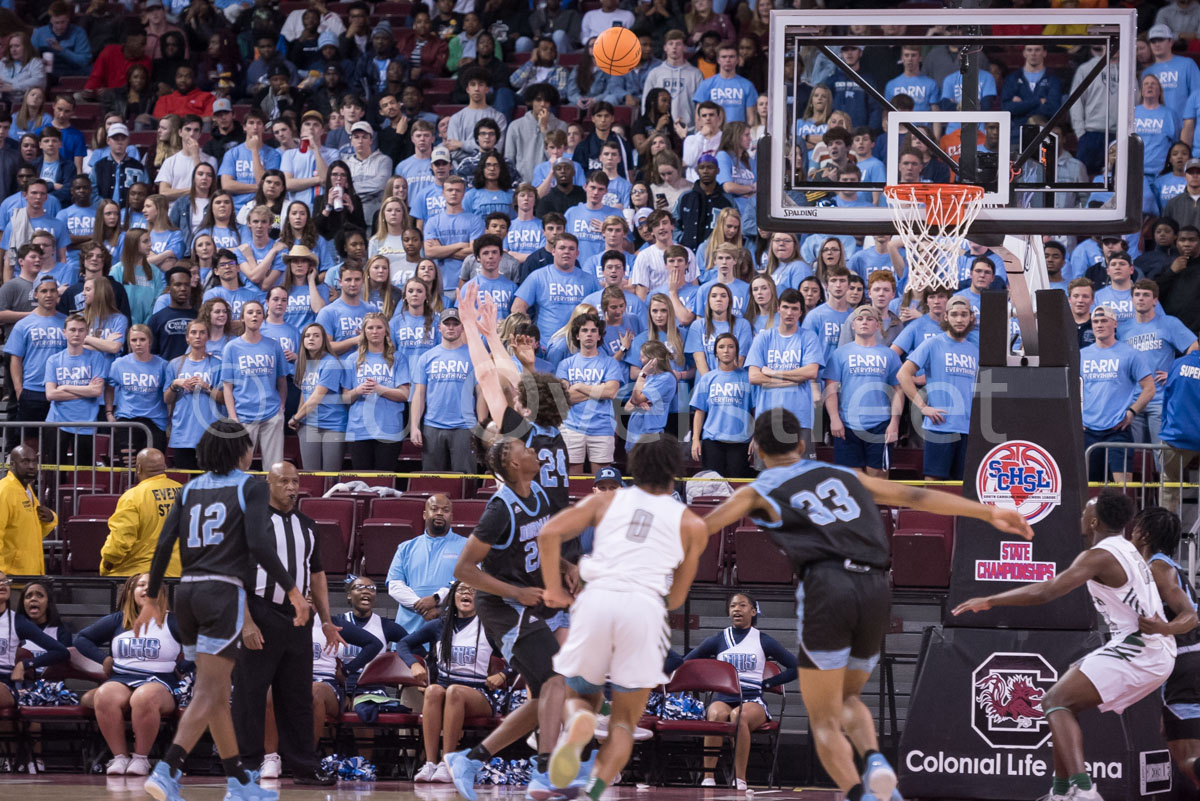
left=297, top=473, right=328, bottom=499
left=299, top=498, right=356, bottom=574
left=368, top=497, right=427, bottom=531
left=695, top=528, right=726, bottom=583
left=76, top=494, right=121, bottom=518
left=63, top=518, right=110, bottom=574
left=891, top=530, right=950, bottom=588
left=450, top=498, right=489, bottom=531
left=731, top=528, right=794, bottom=584
left=654, top=659, right=743, bottom=785
left=406, top=476, right=466, bottom=499
left=895, top=510, right=954, bottom=561
left=358, top=521, right=415, bottom=571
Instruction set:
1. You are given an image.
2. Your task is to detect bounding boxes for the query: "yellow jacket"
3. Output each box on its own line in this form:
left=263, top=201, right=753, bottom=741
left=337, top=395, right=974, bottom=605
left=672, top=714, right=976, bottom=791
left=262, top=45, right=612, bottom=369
left=100, top=473, right=182, bottom=577
left=0, top=472, right=57, bottom=576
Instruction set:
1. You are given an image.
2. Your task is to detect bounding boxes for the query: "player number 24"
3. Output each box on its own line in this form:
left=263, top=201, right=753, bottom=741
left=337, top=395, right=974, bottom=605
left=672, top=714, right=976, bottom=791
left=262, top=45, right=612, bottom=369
left=788, top=478, right=861, bottom=525
left=187, top=503, right=227, bottom=548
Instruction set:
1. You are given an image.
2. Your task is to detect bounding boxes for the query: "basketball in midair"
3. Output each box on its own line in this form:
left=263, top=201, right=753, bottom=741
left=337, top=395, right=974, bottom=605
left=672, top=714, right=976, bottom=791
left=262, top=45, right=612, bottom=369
left=593, top=26, right=641, bottom=77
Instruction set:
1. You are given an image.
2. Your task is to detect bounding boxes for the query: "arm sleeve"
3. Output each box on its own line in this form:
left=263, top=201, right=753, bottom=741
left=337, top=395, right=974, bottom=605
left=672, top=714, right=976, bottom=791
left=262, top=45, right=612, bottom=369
left=243, top=480, right=297, bottom=592
left=147, top=490, right=184, bottom=598
left=380, top=619, right=409, bottom=644
left=72, top=612, right=122, bottom=664
left=339, top=622, right=384, bottom=675
left=397, top=619, right=442, bottom=666
left=15, top=616, right=69, bottom=667
left=681, top=632, right=724, bottom=661
left=759, top=634, right=799, bottom=688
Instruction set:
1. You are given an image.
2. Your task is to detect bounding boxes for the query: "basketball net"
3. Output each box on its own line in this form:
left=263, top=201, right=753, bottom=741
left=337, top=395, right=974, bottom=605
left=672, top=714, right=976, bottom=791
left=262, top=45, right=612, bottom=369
left=883, top=184, right=988, bottom=292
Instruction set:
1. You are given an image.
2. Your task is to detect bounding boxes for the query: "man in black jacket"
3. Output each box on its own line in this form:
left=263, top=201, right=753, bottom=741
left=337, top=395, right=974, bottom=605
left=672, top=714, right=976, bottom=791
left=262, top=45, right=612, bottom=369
left=675, top=154, right=733, bottom=251
left=1159, top=226, right=1200, bottom=332
left=535, top=160, right=586, bottom=217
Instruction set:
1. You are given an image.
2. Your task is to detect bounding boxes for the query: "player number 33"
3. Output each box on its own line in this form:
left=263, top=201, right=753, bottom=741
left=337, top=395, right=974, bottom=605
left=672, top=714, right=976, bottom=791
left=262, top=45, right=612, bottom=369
left=789, top=478, right=861, bottom=526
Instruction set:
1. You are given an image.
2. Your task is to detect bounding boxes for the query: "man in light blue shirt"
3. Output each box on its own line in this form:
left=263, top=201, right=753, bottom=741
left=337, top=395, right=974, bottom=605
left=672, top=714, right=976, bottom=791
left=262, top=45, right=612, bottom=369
left=898, top=296, right=979, bottom=481
left=385, top=494, right=468, bottom=632
left=219, top=110, right=281, bottom=211
left=315, top=263, right=369, bottom=356
left=423, top=175, right=485, bottom=306
left=1094, top=252, right=1162, bottom=324
left=747, top=288, right=823, bottom=452
left=886, top=46, right=941, bottom=117
left=280, top=110, right=339, bottom=211
left=692, top=44, right=757, bottom=123
left=394, top=121, right=437, bottom=191
left=511, top=234, right=600, bottom=346
left=564, top=174, right=616, bottom=264
left=1079, top=304, right=1156, bottom=482
left=221, top=300, right=287, bottom=468
left=4, top=276, right=66, bottom=442
left=555, top=311, right=625, bottom=473
left=801, top=265, right=854, bottom=366
left=1145, top=24, right=1200, bottom=117
left=412, top=308, right=478, bottom=473
left=44, top=313, right=109, bottom=463
left=32, top=8, right=92, bottom=77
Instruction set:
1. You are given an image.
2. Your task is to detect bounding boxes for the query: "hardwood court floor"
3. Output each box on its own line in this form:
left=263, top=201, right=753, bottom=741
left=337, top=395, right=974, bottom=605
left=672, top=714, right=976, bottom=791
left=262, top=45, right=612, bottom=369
left=0, top=776, right=844, bottom=800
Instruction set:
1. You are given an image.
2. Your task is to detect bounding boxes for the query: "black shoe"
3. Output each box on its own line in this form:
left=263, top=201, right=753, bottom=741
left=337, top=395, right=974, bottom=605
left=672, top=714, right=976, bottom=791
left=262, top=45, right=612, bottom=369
left=293, top=771, right=337, bottom=786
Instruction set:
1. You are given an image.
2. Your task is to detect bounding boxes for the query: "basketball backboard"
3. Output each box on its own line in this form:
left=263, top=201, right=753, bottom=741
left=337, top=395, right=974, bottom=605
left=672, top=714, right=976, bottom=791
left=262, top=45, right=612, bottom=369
left=758, top=9, right=1141, bottom=237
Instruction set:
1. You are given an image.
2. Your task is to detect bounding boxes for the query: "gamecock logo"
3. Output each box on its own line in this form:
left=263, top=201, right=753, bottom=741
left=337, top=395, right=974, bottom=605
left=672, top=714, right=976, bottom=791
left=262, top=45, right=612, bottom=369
left=976, top=440, right=1062, bottom=525
left=971, top=652, right=1058, bottom=749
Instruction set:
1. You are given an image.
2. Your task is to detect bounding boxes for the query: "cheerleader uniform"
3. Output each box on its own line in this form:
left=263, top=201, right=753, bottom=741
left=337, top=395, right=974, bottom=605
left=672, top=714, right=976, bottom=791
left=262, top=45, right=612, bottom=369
left=682, top=625, right=798, bottom=716
left=0, top=609, right=69, bottom=692
left=75, top=612, right=188, bottom=694
left=20, top=618, right=74, bottom=678
left=399, top=615, right=507, bottom=715
left=336, top=610, right=408, bottom=691
left=311, top=617, right=384, bottom=709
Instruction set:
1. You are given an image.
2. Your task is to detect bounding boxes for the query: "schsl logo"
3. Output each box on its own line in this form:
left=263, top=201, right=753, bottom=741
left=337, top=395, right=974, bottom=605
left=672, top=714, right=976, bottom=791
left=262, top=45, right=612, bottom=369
left=976, top=440, right=1062, bottom=525
left=971, top=652, right=1058, bottom=749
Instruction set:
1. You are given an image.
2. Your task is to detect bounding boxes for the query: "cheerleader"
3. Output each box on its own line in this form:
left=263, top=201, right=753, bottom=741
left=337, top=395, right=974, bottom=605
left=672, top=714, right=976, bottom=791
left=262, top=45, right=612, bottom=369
left=0, top=570, right=69, bottom=708
left=682, top=592, right=797, bottom=790
left=338, top=575, right=409, bottom=662
left=16, top=578, right=74, bottom=678
left=399, top=582, right=508, bottom=783
left=75, top=573, right=190, bottom=776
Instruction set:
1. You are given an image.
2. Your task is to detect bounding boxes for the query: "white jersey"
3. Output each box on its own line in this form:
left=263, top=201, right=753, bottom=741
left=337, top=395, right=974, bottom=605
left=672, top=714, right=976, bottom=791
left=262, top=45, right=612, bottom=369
left=436, top=616, right=493, bottom=687
left=718, top=626, right=767, bottom=696
left=1086, top=536, right=1170, bottom=644
left=313, top=619, right=338, bottom=680
left=0, top=610, right=18, bottom=671
left=112, top=617, right=182, bottom=676
left=339, top=611, right=386, bottom=663
left=22, top=624, right=59, bottom=662
left=580, top=486, right=685, bottom=597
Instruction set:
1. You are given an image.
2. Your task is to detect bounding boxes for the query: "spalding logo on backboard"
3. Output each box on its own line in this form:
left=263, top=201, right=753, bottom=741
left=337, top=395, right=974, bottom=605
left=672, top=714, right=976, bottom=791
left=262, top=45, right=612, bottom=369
left=972, top=652, right=1058, bottom=749
left=976, top=440, right=1062, bottom=525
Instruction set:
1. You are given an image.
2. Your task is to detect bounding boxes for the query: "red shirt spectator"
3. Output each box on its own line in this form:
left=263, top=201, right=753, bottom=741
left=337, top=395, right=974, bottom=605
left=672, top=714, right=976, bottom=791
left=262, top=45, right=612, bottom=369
left=152, top=65, right=215, bottom=119
left=395, top=11, right=449, bottom=82
left=85, top=34, right=152, bottom=92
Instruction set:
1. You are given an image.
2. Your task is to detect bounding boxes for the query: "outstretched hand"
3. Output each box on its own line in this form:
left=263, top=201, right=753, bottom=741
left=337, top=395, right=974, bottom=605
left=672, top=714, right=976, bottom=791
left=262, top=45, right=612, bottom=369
left=951, top=597, right=992, bottom=616
left=989, top=507, right=1035, bottom=541
left=133, top=593, right=167, bottom=637
left=459, top=284, right=480, bottom=329
left=478, top=295, right=499, bottom=338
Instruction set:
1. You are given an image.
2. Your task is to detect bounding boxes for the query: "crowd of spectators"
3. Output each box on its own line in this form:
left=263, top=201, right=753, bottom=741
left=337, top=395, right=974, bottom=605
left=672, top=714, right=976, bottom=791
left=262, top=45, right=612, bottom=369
left=0, top=0, right=1197, bottom=491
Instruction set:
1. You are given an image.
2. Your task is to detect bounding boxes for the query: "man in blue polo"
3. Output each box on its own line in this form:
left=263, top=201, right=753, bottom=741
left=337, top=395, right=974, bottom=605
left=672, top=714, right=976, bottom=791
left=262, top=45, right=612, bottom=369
left=385, top=494, right=467, bottom=633
left=511, top=233, right=599, bottom=346
left=1079, top=304, right=1156, bottom=482
left=746, top=288, right=823, bottom=456
left=411, top=308, right=478, bottom=473
left=898, top=295, right=979, bottom=481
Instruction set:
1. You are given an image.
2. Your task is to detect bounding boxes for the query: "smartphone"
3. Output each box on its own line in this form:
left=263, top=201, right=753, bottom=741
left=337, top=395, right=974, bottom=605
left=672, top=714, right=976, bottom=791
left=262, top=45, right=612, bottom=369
left=655, top=193, right=667, bottom=208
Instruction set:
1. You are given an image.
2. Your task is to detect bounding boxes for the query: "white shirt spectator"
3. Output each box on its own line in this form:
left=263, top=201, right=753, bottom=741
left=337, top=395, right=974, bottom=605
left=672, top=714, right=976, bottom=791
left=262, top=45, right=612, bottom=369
left=631, top=243, right=698, bottom=294
left=580, top=9, right=636, bottom=45
left=1156, top=1, right=1200, bottom=40
left=280, top=9, right=346, bottom=41
left=156, top=150, right=218, bottom=192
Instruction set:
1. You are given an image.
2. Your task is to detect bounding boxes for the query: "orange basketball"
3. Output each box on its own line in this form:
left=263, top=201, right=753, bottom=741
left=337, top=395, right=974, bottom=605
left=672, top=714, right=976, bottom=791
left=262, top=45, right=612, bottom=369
left=593, top=26, right=641, bottom=77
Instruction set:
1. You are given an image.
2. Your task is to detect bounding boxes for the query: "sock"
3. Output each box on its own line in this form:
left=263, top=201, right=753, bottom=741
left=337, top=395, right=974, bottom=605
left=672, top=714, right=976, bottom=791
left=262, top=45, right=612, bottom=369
left=163, top=744, right=188, bottom=774
left=536, top=753, right=550, bottom=773
left=846, top=784, right=865, bottom=801
left=1069, top=772, right=1093, bottom=791
left=467, top=744, right=492, bottom=763
left=1052, top=776, right=1071, bottom=795
left=222, top=757, right=250, bottom=785
left=585, top=776, right=607, bottom=801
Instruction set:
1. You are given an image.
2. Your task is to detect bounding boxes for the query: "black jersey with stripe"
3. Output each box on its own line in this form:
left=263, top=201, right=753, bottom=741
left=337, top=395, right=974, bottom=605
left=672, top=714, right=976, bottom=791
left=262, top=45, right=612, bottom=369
left=474, top=481, right=556, bottom=592
left=1151, top=552, right=1200, bottom=705
left=749, top=460, right=890, bottom=570
left=500, top=407, right=570, bottom=510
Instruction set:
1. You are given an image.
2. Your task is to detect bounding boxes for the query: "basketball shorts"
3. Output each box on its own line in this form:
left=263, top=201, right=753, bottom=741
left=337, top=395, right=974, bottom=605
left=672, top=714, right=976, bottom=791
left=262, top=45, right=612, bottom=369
left=175, top=577, right=246, bottom=661
left=477, top=594, right=559, bottom=698
left=795, top=562, right=890, bottom=673
left=1077, top=634, right=1175, bottom=714
left=1164, top=703, right=1200, bottom=740
left=553, top=586, right=670, bottom=692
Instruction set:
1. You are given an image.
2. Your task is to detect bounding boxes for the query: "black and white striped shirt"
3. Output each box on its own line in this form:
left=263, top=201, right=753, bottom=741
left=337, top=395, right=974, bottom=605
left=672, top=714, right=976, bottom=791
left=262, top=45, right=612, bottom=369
left=254, top=508, right=324, bottom=609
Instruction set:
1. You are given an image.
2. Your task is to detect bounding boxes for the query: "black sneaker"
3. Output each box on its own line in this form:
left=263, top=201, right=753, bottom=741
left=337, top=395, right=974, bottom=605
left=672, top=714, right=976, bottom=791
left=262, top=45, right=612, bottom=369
left=293, top=771, right=337, bottom=786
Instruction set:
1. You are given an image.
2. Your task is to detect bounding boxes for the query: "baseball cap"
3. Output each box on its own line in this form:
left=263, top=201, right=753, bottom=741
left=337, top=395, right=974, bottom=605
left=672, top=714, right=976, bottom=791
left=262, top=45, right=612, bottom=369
left=268, top=64, right=290, bottom=79
left=439, top=308, right=462, bottom=324
left=35, top=274, right=59, bottom=286
left=945, top=296, right=973, bottom=313
left=106, top=123, right=129, bottom=138
left=318, top=31, right=339, bottom=49
left=431, top=145, right=451, bottom=164
left=1149, top=24, right=1174, bottom=41
left=1091, top=304, right=1118, bottom=321
left=350, top=121, right=374, bottom=136
left=633, top=207, right=652, bottom=226
left=301, top=109, right=325, bottom=125
left=1186, top=158, right=1200, bottom=172
left=850, top=305, right=881, bottom=323
left=696, top=153, right=719, bottom=166
left=594, top=466, right=624, bottom=487
left=212, top=97, right=233, bottom=114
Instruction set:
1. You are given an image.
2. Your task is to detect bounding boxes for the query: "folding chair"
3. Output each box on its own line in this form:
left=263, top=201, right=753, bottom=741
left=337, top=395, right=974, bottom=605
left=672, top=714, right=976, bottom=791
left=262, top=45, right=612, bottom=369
left=653, top=659, right=743, bottom=786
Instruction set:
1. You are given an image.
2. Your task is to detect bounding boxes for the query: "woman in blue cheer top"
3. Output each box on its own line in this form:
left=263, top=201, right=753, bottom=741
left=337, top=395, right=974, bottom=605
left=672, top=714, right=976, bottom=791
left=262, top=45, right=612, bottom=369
left=342, top=312, right=411, bottom=471
left=0, top=570, right=69, bottom=708
left=164, top=319, right=225, bottom=470
left=683, top=591, right=797, bottom=791
left=107, top=325, right=172, bottom=455
left=75, top=573, right=190, bottom=777
left=290, top=323, right=348, bottom=472
left=400, top=582, right=508, bottom=783
left=337, top=576, right=409, bottom=692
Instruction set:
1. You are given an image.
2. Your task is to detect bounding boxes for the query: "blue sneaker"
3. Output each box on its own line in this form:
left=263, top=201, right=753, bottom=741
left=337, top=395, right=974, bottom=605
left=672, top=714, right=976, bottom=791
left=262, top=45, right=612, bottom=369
left=549, top=710, right=596, bottom=789
left=862, top=753, right=898, bottom=801
left=223, top=771, right=278, bottom=801
left=144, top=762, right=185, bottom=801
left=445, top=750, right=483, bottom=801
left=526, top=767, right=570, bottom=801
left=569, top=752, right=597, bottom=791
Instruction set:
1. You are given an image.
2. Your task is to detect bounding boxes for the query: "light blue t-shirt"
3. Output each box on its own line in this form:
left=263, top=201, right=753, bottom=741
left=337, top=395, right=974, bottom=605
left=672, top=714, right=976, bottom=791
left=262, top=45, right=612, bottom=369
left=582, top=288, right=646, bottom=330
left=505, top=218, right=546, bottom=256
left=1094, top=285, right=1165, bottom=325
left=390, top=310, right=441, bottom=377
left=600, top=317, right=639, bottom=361
left=906, top=333, right=979, bottom=434
left=203, top=285, right=265, bottom=321
left=692, top=74, right=757, bottom=122
left=514, top=266, right=600, bottom=345
left=410, top=182, right=448, bottom=221
left=166, top=353, right=223, bottom=448
left=801, top=303, right=853, bottom=366
left=424, top=209, right=485, bottom=299
left=4, top=312, right=67, bottom=393
left=462, top=274, right=518, bottom=320
left=298, top=354, right=347, bottom=432
left=344, top=351, right=411, bottom=442
left=885, top=73, right=940, bottom=111
left=199, top=224, right=242, bottom=251
left=57, top=203, right=97, bottom=243
left=220, top=335, right=287, bottom=422
left=1080, top=340, right=1152, bottom=430
left=463, top=188, right=514, bottom=217
left=1117, top=314, right=1197, bottom=405
left=261, top=320, right=301, bottom=377
left=690, top=367, right=755, bottom=443
left=555, top=352, right=625, bottom=436
left=284, top=282, right=331, bottom=330
left=45, top=348, right=110, bottom=434
left=219, top=144, right=283, bottom=209
left=626, top=372, right=677, bottom=447
left=315, top=297, right=369, bottom=343
left=744, top=326, right=824, bottom=425
left=1146, top=56, right=1200, bottom=118
left=824, top=342, right=901, bottom=430
left=691, top=278, right=750, bottom=319
left=564, top=205, right=613, bottom=265
left=891, top=314, right=944, bottom=356
left=1135, top=104, right=1180, bottom=175
left=107, top=354, right=171, bottom=429
left=416, top=344, right=477, bottom=430
left=1155, top=172, right=1186, bottom=209
left=149, top=229, right=185, bottom=261
left=685, top=317, right=754, bottom=372
left=0, top=211, right=69, bottom=254
left=394, top=155, right=435, bottom=190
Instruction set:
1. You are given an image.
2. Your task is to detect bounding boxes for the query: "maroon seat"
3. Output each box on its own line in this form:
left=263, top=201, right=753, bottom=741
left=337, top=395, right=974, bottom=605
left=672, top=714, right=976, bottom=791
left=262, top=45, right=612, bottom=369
left=368, top=496, right=427, bottom=530
left=731, top=528, right=794, bottom=585
left=451, top=498, right=490, bottom=531
left=358, top=521, right=415, bottom=569
left=63, top=517, right=110, bottom=574
left=407, top=476, right=465, bottom=499
left=654, top=659, right=742, bottom=786
left=299, top=498, right=356, bottom=574
left=297, top=473, right=327, bottom=498
left=694, top=530, right=725, bottom=583
left=891, top=530, right=949, bottom=588
left=77, top=494, right=121, bottom=518
left=336, top=652, right=424, bottom=777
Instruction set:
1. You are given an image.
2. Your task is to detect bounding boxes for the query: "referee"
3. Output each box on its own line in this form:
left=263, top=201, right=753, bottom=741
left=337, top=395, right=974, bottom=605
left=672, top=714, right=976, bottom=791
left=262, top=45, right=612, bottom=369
left=231, top=460, right=345, bottom=785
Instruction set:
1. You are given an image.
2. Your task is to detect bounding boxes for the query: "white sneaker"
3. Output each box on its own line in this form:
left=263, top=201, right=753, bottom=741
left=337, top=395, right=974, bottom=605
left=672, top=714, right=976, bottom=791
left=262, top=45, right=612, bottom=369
left=432, top=762, right=453, bottom=783
left=1068, top=787, right=1103, bottom=801
left=414, top=761, right=438, bottom=782
left=259, top=753, right=282, bottom=779
left=593, top=715, right=653, bottom=742
left=700, top=777, right=716, bottom=787
left=126, top=755, right=151, bottom=776
left=735, top=779, right=748, bottom=791
left=107, top=755, right=131, bottom=775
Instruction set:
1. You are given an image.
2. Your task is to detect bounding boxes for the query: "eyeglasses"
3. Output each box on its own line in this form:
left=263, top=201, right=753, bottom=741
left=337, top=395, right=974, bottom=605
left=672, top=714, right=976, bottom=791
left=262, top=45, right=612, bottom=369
left=0, top=579, right=10, bottom=587
left=352, top=583, right=377, bottom=592
left=821, top=247, right=840, bottom=253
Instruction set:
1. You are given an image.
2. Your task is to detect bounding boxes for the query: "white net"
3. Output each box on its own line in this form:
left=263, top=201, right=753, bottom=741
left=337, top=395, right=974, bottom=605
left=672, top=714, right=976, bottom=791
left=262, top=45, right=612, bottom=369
left=884, top=184, right=987, bottom=292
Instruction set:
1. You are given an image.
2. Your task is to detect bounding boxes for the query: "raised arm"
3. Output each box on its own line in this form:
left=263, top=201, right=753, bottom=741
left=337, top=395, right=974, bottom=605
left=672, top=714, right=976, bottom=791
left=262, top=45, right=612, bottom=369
left=857, top=472, right=1034, bottom=540
left=953, top=549, right=1107, bottom=615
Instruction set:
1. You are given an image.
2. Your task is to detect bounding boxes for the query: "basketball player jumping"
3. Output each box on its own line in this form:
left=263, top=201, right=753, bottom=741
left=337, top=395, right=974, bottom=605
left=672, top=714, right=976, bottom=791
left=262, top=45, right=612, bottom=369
left=536, top=435, right=709, bottom=801
left=956, top=491, right=1186, bottom=801
left=705, top=408, right=1033, bottom=801
left=138, top=421, right=309, bottom=801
